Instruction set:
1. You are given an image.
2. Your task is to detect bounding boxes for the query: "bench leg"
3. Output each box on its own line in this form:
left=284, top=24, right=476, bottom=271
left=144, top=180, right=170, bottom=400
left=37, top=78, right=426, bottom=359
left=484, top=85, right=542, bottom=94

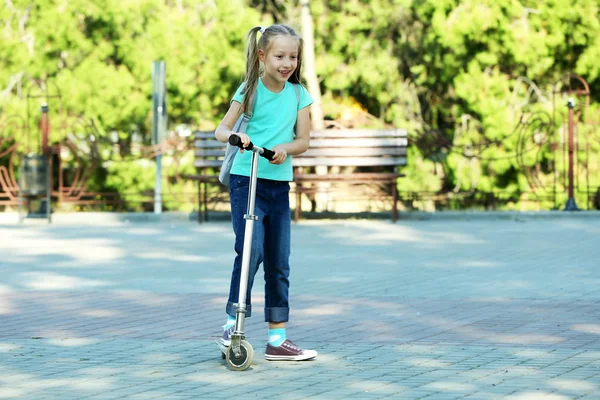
left=295, top=187, right=301, bottom=222
left=197, top=180, right=202, bottom=224
left=392, top=179, right=398, bottom=223
left=203, top=182, right=209, bottom=222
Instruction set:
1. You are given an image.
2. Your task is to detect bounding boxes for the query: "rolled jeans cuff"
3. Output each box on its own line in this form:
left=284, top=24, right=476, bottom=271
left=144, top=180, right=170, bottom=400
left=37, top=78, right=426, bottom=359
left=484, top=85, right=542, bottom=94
left=265, top=307, right=289, bottom=323
left=227, top=301, right=252, bottom=318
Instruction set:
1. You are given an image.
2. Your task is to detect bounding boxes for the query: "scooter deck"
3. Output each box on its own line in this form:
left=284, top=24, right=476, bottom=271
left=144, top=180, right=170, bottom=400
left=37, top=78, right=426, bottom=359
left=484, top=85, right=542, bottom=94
left=216, top=340, right=227, bottom=354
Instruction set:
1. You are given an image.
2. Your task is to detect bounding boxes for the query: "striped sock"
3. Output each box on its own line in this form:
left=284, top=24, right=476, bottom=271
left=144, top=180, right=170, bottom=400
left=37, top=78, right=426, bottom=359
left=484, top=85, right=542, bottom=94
left=223, top=315, right=236, bottom=330
left=268, top=328, right=286, bottom=347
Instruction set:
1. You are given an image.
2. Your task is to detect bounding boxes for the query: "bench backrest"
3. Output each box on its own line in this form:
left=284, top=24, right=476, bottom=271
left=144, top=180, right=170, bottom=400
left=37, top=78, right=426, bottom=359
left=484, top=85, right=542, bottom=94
left=193, top=129, right=408, bottom=169
left=292, top=129, right=407, bottom=168
left=193, top=131, right=228, bottom=169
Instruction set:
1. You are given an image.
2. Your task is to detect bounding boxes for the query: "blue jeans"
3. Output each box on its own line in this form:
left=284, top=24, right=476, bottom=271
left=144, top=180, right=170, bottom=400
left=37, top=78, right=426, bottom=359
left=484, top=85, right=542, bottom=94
left=226, top=174, right=291, bottom=323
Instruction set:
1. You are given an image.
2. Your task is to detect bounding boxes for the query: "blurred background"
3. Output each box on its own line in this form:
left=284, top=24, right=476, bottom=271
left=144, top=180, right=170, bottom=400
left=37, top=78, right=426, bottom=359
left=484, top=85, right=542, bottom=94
left=1, top=0, right=600, bottom=215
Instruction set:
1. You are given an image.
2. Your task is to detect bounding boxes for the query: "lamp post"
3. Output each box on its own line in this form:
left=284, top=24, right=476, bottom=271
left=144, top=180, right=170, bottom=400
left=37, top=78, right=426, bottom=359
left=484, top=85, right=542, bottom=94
left=564, top=98, right=579, bottom=211
left=152, top=61, right=167, bottom=214
left=40, top=103, right=51, bottom=221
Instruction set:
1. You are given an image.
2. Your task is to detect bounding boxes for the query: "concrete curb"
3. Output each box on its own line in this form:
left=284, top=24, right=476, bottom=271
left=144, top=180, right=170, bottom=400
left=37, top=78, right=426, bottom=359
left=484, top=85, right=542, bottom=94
left=1, top=210, right=599, bottom=225
left=398, top=210, right=600, bottom=221
left=0, top=212, right=197, bottom=225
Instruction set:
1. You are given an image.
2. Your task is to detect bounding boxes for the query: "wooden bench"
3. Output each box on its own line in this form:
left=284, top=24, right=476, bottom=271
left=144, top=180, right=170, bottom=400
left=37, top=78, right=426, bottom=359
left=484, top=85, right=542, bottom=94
left=186, top=130, right=226, bottom=223
left=188, top=129, right=407, bottom=222
left=292, top=129, right=407, bottom=222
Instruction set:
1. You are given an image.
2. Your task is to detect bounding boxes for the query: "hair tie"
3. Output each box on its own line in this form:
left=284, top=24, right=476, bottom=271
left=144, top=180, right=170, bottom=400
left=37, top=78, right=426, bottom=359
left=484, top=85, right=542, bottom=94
left=259, top=26, right=266, bottom=34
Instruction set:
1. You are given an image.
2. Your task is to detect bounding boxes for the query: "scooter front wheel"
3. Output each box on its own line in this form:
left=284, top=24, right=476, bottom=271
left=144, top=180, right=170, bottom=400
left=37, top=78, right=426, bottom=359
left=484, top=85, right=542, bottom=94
left=226, top=340, right=254, bottom=371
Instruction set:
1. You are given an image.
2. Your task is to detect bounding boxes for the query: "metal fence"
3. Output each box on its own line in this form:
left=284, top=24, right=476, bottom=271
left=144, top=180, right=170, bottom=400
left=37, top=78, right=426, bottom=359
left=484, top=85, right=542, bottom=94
left=1, top=75, right=599, bottom=213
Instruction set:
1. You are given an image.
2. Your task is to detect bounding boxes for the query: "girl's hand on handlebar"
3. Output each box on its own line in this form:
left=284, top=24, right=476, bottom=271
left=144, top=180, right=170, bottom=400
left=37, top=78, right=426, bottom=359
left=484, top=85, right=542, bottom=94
left=231, top=132, right=251, bottom=153
left=270, top=144, right=287, bottom=165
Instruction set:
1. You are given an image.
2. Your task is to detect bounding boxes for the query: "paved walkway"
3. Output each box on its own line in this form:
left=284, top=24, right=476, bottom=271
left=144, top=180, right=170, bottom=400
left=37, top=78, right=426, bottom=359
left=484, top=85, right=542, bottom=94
left=0, top=216, right=599, bottom=399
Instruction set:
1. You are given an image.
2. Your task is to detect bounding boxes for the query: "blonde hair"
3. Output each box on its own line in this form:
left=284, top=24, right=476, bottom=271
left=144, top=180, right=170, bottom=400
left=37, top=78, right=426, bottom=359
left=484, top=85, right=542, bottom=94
left=241, top=24, right=304, bottom=114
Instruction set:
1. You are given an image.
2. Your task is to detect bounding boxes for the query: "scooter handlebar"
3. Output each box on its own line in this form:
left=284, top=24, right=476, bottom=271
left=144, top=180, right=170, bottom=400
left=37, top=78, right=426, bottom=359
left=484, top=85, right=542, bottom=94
left=228, top=134, right=275, bottom=161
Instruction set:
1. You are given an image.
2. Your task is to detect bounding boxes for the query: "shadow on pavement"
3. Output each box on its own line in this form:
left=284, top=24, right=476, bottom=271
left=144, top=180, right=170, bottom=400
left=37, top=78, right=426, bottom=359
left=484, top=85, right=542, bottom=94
left=0, top=219, right=598, bottom=399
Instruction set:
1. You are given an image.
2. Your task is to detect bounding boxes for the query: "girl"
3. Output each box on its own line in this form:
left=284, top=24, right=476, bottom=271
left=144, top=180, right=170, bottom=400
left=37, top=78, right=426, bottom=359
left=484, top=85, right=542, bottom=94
left=214, top=24, right=317, bottom=361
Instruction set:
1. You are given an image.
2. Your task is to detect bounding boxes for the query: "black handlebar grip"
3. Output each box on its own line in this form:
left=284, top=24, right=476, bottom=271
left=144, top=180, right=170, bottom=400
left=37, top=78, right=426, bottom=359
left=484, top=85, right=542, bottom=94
left=228, top=134, right=252, bottom=149
left=228, top=134, right=275, bottom=161
left=261, top=148, right=275, bottom=161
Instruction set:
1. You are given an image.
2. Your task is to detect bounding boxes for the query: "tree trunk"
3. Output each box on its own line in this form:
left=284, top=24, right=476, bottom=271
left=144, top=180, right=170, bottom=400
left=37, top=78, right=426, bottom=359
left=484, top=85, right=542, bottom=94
left=300, top=0, right=324, bottom=130
left=300, top=0, right=327, bottom=213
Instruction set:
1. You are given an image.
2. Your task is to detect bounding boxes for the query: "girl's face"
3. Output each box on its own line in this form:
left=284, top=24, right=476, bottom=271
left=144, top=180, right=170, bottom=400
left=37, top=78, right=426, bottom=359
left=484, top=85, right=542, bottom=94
left=259, top=36, right=299, bottom=89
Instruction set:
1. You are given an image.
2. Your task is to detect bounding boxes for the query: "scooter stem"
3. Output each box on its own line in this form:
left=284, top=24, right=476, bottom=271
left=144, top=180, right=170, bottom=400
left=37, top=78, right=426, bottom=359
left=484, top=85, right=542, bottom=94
left=233, top=149, right=260, bottom=356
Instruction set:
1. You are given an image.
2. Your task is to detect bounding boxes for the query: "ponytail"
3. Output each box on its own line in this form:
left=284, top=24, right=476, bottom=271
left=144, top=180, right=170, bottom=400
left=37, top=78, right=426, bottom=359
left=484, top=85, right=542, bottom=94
left=242, top=27, right=262, bottom=115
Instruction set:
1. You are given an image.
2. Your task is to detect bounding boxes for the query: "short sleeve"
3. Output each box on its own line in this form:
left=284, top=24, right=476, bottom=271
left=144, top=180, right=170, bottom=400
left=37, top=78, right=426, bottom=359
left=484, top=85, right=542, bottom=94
left=231, top=82, right=246, bottom=105
left=297, top=84, right=314, bottom=110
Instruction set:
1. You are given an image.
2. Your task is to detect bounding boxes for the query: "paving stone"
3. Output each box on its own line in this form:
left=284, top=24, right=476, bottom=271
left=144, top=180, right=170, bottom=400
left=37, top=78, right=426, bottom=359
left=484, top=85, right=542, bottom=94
left=0, top=218, right=598, bottom=398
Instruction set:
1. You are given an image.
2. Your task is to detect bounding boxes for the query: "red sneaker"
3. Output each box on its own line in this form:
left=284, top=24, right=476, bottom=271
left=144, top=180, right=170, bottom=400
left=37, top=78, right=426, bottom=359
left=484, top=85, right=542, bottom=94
left=265, top=339, right=317, bottom=361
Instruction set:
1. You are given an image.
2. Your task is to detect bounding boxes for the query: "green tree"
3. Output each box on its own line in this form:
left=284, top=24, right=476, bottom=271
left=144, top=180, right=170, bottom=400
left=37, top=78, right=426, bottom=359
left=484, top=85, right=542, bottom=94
left=2, top=0, right=600, bottom=210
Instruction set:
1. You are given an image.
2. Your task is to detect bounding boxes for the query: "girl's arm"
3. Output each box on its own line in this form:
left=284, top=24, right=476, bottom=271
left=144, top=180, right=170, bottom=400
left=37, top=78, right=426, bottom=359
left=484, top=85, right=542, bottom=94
left=277, top=107, right=311, bottom=156
left=287, top=107, right=311, bottom=155
left=269, top=107, right=310, bottom=165
left=214, top=101, right=251, bottom=148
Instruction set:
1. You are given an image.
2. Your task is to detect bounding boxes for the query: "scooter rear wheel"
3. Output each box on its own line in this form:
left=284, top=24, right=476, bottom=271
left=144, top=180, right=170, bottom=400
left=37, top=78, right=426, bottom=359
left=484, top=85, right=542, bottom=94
left=226, top=340, right=254, bottom=371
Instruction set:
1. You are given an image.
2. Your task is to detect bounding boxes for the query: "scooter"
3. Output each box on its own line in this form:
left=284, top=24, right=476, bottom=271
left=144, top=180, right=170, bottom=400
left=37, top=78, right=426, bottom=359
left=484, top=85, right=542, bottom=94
left=216, top=134, right=275, bottom=371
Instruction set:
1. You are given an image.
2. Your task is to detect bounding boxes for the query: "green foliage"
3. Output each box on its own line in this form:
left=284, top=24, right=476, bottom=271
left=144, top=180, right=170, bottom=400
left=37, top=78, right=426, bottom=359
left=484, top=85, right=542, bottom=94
left=1, top=0, right=259, bottom=131
left=2, top=0, right=600, bottom=210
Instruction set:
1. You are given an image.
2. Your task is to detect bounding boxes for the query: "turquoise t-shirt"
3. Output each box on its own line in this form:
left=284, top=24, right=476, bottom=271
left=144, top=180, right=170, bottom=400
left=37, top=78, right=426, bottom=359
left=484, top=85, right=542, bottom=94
left=230, top=79, right=314, bottom=181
